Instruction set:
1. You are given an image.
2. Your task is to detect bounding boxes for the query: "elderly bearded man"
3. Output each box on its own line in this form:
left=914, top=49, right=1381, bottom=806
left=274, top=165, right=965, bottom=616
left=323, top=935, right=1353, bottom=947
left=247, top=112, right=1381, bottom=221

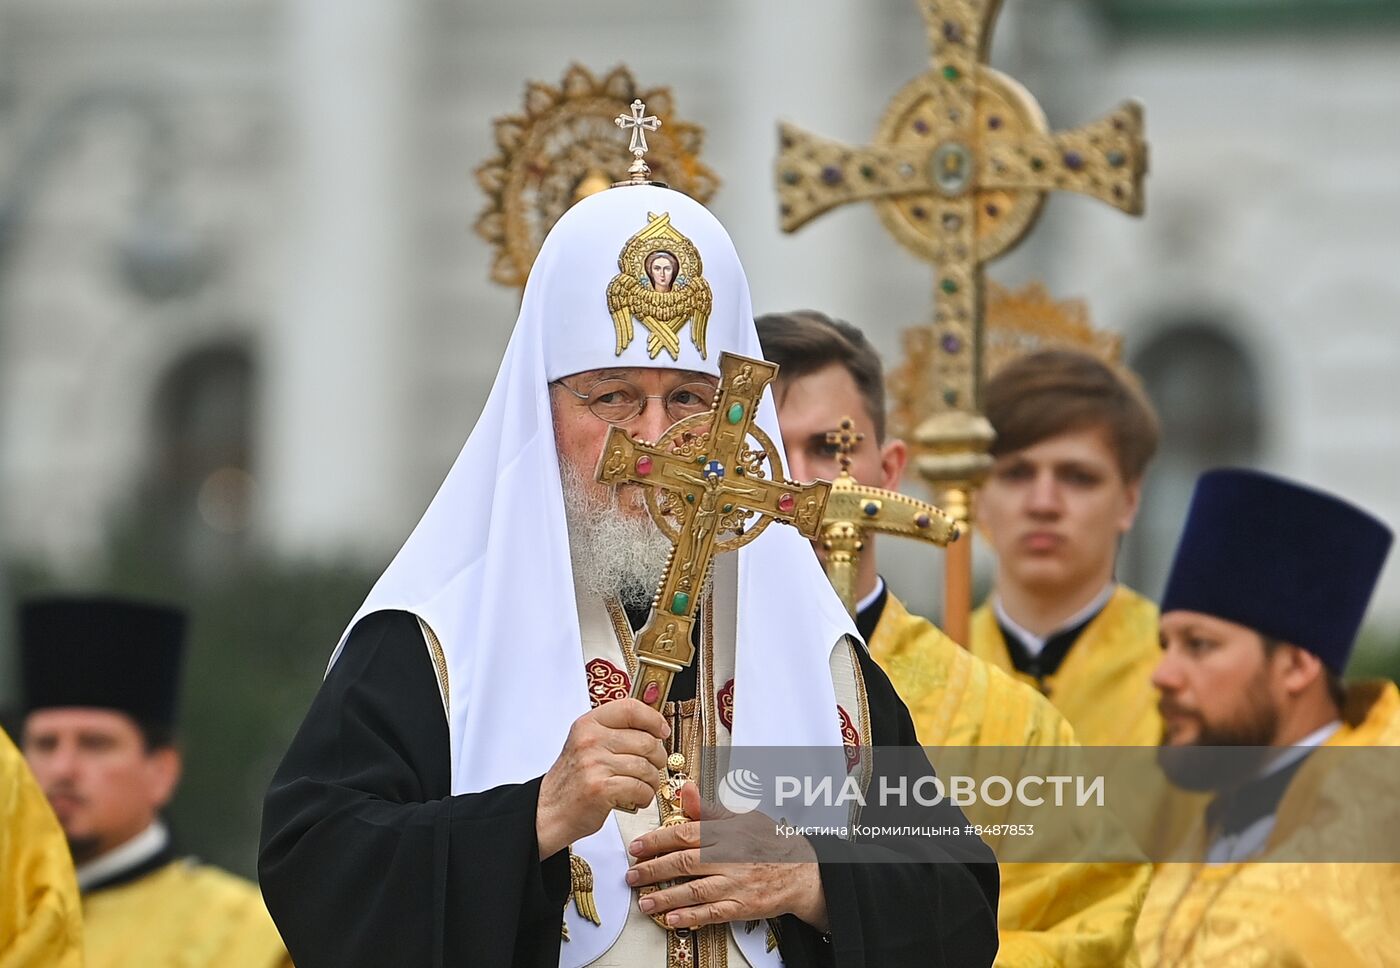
left=259, top=183, right=999, bottom=967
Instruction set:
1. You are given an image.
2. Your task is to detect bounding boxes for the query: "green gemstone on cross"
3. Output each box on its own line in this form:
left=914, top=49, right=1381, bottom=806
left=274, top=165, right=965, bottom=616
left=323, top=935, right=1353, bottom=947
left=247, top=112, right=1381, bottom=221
left=940, top=278, right=959, bottom=295
left=726, top=403, right=744, bottom=424
left=685, top=493, right=696, bottom=504
left=942, top=65, right=960, bottom=81
left=722, top=503, right=733, bottom=513
left=670, top=592, right=690, bottom=615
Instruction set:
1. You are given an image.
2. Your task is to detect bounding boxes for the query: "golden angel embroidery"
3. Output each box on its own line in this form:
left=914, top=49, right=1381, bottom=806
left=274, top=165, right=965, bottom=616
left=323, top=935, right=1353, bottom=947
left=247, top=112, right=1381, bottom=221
left=606, top=212, right=713, bottom=360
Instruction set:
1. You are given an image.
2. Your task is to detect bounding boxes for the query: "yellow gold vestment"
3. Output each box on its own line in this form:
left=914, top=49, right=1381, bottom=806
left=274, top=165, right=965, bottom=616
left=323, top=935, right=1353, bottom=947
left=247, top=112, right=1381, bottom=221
left=0, top=727, right=82, bottom=968
left=83, top=859, right=290, bottom=968
left=1137, top=680, right=1400, bottom=967
left=871, top=593, right=1151, bottom=967
left=971, top=586, right=1162, bottom=746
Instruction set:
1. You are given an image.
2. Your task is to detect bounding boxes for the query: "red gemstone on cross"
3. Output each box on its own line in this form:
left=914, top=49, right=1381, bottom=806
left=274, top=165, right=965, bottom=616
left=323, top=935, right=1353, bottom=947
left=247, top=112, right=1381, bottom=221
left=635, top=456, right=653, bottom=476
left=642, top=681, right=660, bottom=704
left=778, top=493, right=796, bottom=513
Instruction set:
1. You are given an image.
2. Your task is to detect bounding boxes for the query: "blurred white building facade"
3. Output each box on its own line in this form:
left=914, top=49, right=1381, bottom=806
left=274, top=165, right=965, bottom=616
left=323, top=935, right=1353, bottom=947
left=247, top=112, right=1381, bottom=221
left=0, top=0, right=1396, bottom=622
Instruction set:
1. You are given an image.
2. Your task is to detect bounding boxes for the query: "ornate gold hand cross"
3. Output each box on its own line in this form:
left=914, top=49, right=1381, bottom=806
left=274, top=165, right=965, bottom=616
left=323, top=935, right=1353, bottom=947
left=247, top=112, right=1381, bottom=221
left=596, top=353, right=832, bottom=711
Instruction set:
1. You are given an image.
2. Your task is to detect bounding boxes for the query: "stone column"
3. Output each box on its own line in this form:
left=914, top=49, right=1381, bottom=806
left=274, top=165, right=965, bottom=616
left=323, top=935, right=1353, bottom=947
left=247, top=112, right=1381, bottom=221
left=263, top=0, right=419, bottom=560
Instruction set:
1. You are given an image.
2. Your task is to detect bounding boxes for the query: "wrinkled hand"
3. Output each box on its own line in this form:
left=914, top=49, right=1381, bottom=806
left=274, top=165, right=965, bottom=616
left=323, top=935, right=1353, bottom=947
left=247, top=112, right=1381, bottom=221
left=537, top=699, right=670, bottom=859
left=626, top=783, right=829, bottom=932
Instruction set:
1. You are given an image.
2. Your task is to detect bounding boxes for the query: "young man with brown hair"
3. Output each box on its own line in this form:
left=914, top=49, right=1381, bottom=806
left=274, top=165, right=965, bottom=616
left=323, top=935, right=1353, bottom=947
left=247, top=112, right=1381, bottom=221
left=758, top=310, right=1149, bottom=967
left=974, top=350, right=1163, bottom=745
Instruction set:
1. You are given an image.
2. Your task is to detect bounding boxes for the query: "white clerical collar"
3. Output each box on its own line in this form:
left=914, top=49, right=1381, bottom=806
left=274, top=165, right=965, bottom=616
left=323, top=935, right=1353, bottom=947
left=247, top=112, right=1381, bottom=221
left=75, top=820, right=169, bottom=891
left=855, top=576, right=886, bottom=617
left=1258, top=719, right=1342, bottom=779
left=1204, top=720, right=1342, bottom=865
left=994, top=582, right=1116, bottom=657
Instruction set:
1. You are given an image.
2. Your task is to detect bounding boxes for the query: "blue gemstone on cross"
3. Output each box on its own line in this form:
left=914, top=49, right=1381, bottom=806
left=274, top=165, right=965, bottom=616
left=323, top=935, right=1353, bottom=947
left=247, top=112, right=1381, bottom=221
left=703, top=460, right=726, bottom=480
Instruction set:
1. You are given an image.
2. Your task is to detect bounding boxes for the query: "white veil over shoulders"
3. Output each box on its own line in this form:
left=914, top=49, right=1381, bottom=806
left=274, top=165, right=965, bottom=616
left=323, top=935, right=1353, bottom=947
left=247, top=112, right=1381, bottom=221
left=329, top=184, right=857, bottom=964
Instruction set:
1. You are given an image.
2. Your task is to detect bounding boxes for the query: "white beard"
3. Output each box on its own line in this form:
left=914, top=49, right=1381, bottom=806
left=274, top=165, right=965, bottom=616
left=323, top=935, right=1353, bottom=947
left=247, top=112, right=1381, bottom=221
left=560, top=460, right=673, bottom=609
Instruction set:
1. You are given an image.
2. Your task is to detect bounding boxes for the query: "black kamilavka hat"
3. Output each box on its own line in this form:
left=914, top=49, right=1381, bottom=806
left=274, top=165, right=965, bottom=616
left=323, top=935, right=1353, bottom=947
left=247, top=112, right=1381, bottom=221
left=20, top=596, right=188, bottom=729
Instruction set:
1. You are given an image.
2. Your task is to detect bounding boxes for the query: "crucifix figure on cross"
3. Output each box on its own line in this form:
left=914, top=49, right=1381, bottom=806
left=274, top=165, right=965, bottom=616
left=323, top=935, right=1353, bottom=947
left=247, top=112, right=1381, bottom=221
left=775, top=0, right=1148, bottom=642
left=615, top=98, right=662, bottom=182
left=596, top=352, right=832, bottom=711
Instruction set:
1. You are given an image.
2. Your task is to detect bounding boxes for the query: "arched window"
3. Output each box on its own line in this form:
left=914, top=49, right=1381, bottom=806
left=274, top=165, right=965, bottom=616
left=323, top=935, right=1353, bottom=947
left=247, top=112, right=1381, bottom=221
left=138, top=344, right=257, bottom=577
left=1122, top=323, right=1265, bottom=598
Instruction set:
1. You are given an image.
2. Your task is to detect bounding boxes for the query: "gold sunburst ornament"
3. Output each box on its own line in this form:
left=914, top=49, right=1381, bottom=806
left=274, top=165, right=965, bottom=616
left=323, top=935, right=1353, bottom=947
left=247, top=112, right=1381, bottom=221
left=475, top=64, right=719, bottom=288
left=606, top=211, right=713, bottom=360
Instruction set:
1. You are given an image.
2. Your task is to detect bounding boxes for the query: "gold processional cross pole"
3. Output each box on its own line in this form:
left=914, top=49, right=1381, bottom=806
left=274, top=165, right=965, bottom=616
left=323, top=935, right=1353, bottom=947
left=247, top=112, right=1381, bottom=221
left=598, top=353, right=832, bottom=712
left=820, top=419, right=960, bottom=617
left=775, top=0, right=1147, bottom=644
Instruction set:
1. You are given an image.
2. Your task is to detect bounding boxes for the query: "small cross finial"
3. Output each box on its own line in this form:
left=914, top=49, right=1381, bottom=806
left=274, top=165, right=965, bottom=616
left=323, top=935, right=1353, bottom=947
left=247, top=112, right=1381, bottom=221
left=615, top=98, right=662, bottom=183
left=826, top=418, right=865, bottom=475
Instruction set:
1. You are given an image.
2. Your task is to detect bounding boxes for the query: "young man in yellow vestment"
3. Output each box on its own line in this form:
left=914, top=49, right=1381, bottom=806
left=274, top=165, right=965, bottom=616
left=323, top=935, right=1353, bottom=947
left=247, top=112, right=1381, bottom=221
left=1, top=725, right=82, bottom=968
left=973, top=350, right=1163, bottom=746
left=758, top=310, right=1151, bottom=967
left=19, top=596, right=291, bottom=968
left=1136, top=469, right=1398, bottom=966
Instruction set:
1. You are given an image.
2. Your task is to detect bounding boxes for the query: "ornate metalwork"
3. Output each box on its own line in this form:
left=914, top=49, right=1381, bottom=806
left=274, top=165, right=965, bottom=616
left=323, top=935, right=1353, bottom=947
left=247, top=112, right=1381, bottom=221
left=476, top=64, right=719, bottom=288
left=775, top=0, right=1147, bottom=510
left=596, top=353, right=832, bottom=711
left=615, top=98, right=661, bottom=182
left=817, top=419, right=961, bottom=615
left=889, top=279, right=1124, bottom=438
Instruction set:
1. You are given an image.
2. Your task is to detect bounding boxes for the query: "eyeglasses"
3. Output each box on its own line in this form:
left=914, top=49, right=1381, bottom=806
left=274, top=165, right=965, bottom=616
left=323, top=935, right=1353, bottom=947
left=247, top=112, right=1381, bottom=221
left=551, top=378, right=719, bottom=425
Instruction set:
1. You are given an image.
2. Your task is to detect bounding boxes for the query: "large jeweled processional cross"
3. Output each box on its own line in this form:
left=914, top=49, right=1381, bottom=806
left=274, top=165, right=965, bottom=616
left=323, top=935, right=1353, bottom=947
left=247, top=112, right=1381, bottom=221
left=597, top=353, right=832, bottom=711
left=775, top=0, right=1147, bottom=641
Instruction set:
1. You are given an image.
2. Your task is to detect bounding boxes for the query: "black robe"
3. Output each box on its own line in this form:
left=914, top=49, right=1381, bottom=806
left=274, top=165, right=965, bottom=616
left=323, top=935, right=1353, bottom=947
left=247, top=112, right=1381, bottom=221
left=259, top=609, right=999, bottom=967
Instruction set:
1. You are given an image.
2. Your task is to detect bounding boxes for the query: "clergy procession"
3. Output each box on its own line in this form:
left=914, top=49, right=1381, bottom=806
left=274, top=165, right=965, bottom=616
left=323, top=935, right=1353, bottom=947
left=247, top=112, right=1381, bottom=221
left=2, top=0, right=1398, bottom=966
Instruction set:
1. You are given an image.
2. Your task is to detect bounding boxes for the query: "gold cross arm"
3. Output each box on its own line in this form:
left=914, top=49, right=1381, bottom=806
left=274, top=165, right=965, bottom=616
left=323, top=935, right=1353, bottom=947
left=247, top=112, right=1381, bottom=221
left=776, top=98, right=1145, bottom=239
left=775, top=0, right=1148, bottom=422
left=774, top=0, right=1149, bottom=646
left=595, top=353, right=832, bottom=710
left=822, top=473, right=961, bottom=616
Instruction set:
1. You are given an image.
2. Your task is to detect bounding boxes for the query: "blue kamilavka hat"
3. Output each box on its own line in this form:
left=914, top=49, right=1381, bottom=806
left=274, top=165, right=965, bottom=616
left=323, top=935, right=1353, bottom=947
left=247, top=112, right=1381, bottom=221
left=1161, top=468, right=1393, bottom=673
